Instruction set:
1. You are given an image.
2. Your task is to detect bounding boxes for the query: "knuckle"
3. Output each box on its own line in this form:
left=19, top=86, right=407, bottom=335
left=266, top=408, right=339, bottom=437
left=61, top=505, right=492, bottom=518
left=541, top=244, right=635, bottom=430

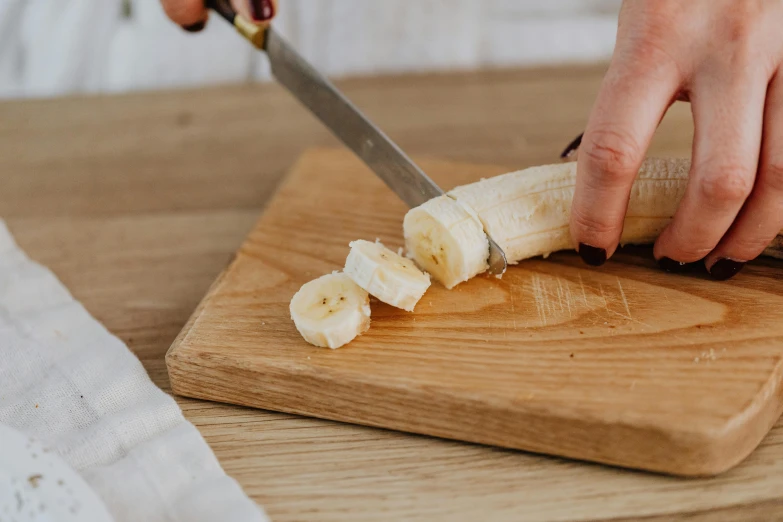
left=721, top=5, right=761, bottom=44
left=581, top=128, right=643, bottom=184
left=760, top=161, right=783, bottom=193
left=571, top=206, right=617, bottom=237
left=663, top=224, right=719, bottom=262
left=616, top=3, right=685, bottom=77
left=724, top=236, right=771, bottom=258
left=624, top=37, right=683, bottom=78
left=697, top=165, right=754, bottom=205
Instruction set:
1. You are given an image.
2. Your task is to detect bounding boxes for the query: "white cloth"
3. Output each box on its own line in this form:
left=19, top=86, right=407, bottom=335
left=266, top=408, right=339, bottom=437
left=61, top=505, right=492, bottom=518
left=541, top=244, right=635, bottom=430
left=0, top=220, right=268, bottom=522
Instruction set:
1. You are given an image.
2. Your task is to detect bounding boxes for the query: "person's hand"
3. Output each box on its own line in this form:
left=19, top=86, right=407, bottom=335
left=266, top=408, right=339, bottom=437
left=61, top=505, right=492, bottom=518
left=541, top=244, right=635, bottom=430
left=161, top=0, right=276, bottom=32
left=570, top=0, right=783, bottom=280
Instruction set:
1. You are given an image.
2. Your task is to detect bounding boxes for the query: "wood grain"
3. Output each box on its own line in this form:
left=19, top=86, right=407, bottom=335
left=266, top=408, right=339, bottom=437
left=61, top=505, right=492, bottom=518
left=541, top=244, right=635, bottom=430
left=5, top=64, right=783, bottom=520
left=167, top=147, right=783, bottom=477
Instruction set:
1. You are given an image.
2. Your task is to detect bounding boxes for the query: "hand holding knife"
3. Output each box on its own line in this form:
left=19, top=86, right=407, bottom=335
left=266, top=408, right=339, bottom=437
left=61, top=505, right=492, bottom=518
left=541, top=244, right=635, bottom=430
left=204, top=0, right=508, bottom=276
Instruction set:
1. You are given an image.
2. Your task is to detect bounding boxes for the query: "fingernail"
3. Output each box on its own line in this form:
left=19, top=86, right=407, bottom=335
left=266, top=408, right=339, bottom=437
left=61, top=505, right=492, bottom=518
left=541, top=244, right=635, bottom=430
left=578, top=243, right=607, bottom=266
left=708, top=258, right=745, bottom=281
left=560, top=132, right=583, bottom=159
left=250, top=0, right=276, bottom=21
left=658, top=257, right=692, bottom=273
left=182, top=20, right=206, bottom=32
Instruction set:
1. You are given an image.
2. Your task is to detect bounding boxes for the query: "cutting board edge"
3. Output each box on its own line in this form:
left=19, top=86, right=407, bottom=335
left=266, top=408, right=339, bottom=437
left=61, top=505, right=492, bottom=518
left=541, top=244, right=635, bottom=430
left=165, top=148, right=310, bottom=363
left=166, top=342, right=783, bottom=478
left=164, top=147, right=783, bottom=479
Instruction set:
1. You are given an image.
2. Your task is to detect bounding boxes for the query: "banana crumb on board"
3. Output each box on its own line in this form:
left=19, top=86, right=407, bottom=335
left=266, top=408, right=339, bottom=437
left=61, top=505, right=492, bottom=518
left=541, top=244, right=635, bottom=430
left=694, top=348, right=717, bottom=363
left=397, top=247, right=404, bottom=256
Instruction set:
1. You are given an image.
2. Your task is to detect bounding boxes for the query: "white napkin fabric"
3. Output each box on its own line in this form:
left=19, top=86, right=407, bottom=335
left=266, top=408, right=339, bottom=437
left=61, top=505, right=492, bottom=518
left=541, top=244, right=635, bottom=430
left=0, top=220, right=269, bottom=522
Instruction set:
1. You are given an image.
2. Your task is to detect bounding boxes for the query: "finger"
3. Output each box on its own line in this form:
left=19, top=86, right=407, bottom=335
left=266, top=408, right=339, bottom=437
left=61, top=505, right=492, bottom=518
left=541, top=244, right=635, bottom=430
left=703, top=72, right=783, bottom=279
left=653, top=70, right=767, bottom=269
left=571, top=53, right=681, bottom=266
left=161, top=0, right=208, bottom=29
left=226, top=0, right=277, bottom=24
left=243, top=0, right=277, bottom=22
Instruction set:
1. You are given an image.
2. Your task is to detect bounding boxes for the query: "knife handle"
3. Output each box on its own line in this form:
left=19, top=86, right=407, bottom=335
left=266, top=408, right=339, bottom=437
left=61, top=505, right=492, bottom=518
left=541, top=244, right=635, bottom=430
left=205, top=0, right=268, bottom=49
left=206, top=0, right=236, bottom=24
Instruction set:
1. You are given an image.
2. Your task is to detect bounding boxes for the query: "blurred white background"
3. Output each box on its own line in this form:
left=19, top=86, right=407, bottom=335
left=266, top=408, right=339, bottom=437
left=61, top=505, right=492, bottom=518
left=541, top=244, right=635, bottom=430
left=0, top=0, right=622, bottom=99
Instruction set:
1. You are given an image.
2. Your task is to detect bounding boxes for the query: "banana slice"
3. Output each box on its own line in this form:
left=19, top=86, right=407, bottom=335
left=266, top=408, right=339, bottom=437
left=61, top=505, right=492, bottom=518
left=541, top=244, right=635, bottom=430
left=289, top=272, right=371, bottom=349
left=344, top=239, right=431, bottom=311
left=403, top=195, right=489, bottom=289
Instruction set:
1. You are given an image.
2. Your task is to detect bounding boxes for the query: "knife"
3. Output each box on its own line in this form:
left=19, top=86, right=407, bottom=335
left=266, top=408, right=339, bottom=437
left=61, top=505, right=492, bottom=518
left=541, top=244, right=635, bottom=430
left=205, top=0, right=507, bottom=275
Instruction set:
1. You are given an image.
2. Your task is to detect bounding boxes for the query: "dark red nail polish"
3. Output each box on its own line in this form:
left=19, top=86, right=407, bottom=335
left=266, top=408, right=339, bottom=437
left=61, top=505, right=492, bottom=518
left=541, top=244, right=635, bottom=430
left=250, top=0, right=276, bottom=21
left=578, top=243, right=606, bottom=266
left=182, top=20, right=206, bottom=32
left=709, top=258, right=745, bottom=281
left=560, top=132, right=583, bottom=159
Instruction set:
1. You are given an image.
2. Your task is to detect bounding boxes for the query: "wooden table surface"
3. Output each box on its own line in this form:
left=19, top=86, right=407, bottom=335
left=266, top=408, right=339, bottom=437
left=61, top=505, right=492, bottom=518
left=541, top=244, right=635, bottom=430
left=3, top=64, right=783, bottom=521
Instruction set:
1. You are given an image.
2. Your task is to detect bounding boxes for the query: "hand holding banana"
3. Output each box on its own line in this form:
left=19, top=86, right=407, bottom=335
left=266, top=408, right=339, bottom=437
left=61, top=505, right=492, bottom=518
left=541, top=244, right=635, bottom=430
left=570, top=0, right=783, bottom=280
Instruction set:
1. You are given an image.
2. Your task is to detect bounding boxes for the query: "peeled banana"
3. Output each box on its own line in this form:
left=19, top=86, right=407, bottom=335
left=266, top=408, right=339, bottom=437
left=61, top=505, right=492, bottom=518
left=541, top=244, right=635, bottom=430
left=404, top=157, right=687, bottom=287
left=289, top=272, right=371, bottom=349
left=403, top=196, right=489, bottom=289
left=405, top=157, right=782, bottom=288
left=344, top=239, right=431, bottom=311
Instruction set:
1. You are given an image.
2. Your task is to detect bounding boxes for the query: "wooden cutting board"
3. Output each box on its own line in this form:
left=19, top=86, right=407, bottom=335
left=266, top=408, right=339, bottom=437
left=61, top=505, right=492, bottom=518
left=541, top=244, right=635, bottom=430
left=166, top=147, right=783, bottom=477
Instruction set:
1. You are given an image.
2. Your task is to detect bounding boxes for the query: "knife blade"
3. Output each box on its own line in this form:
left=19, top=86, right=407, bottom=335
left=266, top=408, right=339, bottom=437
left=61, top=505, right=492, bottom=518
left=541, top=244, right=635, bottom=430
left=265, top=27, right=444, bottom=209
left=205, top=1, right=506, bottom=275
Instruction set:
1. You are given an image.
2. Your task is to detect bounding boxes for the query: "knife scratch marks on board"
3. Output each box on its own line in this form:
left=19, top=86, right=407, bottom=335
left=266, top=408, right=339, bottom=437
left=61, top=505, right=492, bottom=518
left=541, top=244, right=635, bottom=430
left=599, top=284, right=609, bottom=312
left=509, top=287, right=518, bottom=330
left=617, top=278, right=632, bottom=320
left=599, top=278, right=655, bottom=330
left=530, top=274, right=548, bottom=327
left=530, top=274, right=585, bottom=326
left=557, top=277, right=573, bottom=318
left=578, top=273, right=588, bottom=307
left=556, top=278, right=564, bottom=313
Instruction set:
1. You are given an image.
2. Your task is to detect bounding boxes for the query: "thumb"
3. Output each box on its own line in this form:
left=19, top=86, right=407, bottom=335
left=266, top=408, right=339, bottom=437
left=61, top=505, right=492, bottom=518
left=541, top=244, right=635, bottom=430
left=161, top=0, right=208, bottom=30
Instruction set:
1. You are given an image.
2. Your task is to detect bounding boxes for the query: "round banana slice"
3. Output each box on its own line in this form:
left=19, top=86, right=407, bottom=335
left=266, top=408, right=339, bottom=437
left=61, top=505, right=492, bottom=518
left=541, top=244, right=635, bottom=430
left=344, top=239, right=431, bottom=312
left=290, top=272, right=371, bottom=349
left=403, top=195, right=489, bottom=289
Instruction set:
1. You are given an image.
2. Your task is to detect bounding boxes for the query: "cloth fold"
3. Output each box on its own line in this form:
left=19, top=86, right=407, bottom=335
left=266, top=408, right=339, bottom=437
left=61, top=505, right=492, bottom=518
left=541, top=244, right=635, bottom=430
left=0, top=220, right=268, bottom=522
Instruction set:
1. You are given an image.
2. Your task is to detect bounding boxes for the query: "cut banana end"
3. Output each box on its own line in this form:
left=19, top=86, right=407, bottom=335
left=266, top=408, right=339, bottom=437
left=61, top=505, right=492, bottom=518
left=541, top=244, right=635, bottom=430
left=344, top=239, right=431, bottom=312
left=289, top=272, right=371, bottom=349
left=403, top=195, right=489, bottom=289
